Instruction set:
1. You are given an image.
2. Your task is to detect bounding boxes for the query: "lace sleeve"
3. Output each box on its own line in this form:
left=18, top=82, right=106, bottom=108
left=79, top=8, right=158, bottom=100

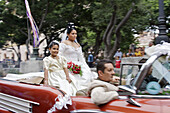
left=79, top=47, right=86, bottom=62
left=79, top=47, right=91, bottom=71
left=58, top=43, right=66, bottom=56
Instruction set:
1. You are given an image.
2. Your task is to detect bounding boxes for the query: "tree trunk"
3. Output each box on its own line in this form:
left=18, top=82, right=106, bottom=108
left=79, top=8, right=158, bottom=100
left=39, top=0, right=49, bottom=31
left=104, top=4, right=134, bottom=60
left=93, top=31, right=102, bottom=56
left=108, top=31, right=121, bottom=59
left=103, top=8, right=117, bottom=58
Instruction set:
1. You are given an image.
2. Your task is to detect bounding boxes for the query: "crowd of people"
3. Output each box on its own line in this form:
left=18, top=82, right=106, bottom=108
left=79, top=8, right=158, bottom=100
left=114, top=47, right=147, bottom=59
left=85, top=41, right=154, bottom=69
left=113, top=42, right=153, bottom=68
left=86, top=45, right=151, bottom=69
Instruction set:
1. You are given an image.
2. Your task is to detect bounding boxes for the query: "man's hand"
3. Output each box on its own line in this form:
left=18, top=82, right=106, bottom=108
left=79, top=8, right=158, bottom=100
left=112, top=76, right=120, bottom=82
left=110, top=76, right=120, bottom=85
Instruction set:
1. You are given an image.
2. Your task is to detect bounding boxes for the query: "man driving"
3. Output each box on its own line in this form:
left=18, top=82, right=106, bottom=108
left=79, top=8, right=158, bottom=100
left=88, top=59, right=135, bottom=105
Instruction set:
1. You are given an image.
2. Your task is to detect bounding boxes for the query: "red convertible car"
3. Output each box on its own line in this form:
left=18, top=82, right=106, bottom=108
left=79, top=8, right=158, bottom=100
left=0, top=45, right=170, bottom=113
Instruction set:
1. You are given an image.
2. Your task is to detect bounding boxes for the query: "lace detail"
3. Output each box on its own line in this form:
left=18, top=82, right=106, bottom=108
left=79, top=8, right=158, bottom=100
left=59, top=43, right=83, bottom=62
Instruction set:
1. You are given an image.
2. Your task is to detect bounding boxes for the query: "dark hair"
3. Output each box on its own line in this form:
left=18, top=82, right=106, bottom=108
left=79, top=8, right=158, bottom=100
left=97, top=59, right=114, bottom=73
left=65, top=22, right=77, bottom=41
left=48, top=41, right=59, bottom=49
left=66, top=22, right=76, bottom=35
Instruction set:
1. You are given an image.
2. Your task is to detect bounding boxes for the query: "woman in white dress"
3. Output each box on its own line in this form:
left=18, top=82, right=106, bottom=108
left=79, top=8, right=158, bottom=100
left=58, top=23, right=97, bottom=90
left=43, top=41, right=78, bottom=96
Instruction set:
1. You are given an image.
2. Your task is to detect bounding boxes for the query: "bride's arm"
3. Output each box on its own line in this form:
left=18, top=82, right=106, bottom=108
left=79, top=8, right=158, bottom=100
left=79, top=47, right=91, bottom=71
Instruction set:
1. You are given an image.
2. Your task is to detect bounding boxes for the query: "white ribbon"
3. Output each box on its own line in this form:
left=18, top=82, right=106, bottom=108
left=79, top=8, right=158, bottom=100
left=145, top=42, right=170, bottom=58
left=47, top=94, right=72, bottom=113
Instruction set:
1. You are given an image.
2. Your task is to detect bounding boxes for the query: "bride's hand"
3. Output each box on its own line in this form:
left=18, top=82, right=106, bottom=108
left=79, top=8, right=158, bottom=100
left=66, top=77, right=72, bottom=83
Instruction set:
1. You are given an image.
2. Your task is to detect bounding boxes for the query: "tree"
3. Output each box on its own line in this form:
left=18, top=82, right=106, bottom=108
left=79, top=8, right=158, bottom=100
left=0, top=0, right=27, bottom=61
left=84, top=0, right=144, bottom=59
left=145, top=0, right=170, bottom=39
left=86, top=0, right=170, bottom=59
left=0, top=1, right=8, bottom=48
left=1, top=0, right=169, bottom=61
left=0, top=0, right=61, bottom=59
left=102, top=1, right=135, bottom=59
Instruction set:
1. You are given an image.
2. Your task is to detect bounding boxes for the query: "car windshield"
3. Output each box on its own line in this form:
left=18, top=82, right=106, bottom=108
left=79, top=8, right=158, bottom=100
left=134, top=56, right=170, bottom=95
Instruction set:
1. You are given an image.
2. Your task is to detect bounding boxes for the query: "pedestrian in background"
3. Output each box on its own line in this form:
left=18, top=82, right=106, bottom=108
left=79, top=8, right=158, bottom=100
left=88, top=52, right=94, bottom=68
left=114, top=48, right=123, bottom=60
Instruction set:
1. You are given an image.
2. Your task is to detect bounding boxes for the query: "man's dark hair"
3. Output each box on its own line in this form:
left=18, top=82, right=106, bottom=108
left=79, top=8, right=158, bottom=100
left=97, top=59, right=114, bottom=73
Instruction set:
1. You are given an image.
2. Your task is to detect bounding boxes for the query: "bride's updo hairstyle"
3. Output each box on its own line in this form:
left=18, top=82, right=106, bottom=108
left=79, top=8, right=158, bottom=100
left=65, top=22, right=78, bottom=42
left=66, top=22, right=76, bottom=35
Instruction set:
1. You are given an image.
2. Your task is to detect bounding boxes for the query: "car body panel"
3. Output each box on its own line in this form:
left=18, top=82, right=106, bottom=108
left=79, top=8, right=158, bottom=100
left=0, top=107, right=12, bottom=113
left=0, top=79, right=164, bottom=113
left=102, top=99, right=161, bottom=113
left=160, top=99, right=170, bottom=113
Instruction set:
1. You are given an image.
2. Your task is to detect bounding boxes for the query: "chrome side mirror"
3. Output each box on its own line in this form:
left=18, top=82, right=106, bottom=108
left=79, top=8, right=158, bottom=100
left=127, top=98, right=141, bottom=107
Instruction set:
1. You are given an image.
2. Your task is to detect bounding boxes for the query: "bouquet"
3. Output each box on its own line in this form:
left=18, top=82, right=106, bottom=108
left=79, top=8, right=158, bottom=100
left=67, top=61, right=82, bottom=76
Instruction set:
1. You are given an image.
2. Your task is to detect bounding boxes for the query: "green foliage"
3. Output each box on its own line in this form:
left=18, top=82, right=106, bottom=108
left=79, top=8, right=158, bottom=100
left=0, top=0, right=27, bottom=46
left=0, top=0, right=169, bottom=56
left=82, top=29, right=96, bottom=47
left=7, top=68, right=20, bottom=74
left=138, top=88, right=170, bottom=95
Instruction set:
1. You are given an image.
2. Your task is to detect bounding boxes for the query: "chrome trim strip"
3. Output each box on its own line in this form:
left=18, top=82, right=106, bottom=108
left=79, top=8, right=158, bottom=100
left=131, top=95, right=170, bottom=99
left=70, top=109, right=109, bottom=113
left=0, top=92, right=39, bottom=113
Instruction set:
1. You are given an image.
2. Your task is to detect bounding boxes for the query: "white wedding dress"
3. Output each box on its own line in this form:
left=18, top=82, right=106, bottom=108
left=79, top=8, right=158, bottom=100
left=58, top=43, right=97, bottom=90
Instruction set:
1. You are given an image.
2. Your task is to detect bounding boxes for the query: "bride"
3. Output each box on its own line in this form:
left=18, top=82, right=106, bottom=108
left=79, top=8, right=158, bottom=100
left=59, top=23, right=97, bottom=90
